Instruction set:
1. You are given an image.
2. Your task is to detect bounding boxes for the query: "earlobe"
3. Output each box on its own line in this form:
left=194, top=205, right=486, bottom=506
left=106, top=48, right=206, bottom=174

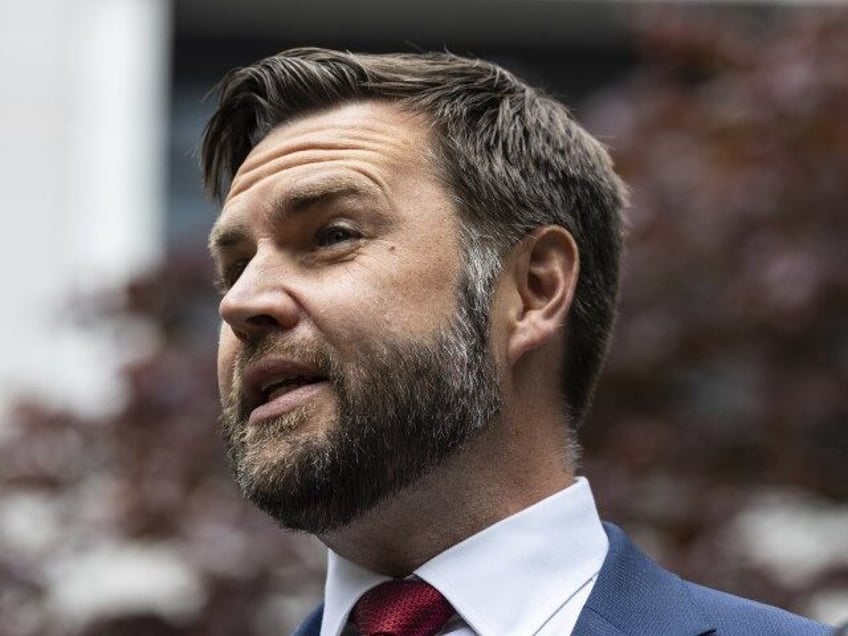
left=506, top=226, right=579, bottom=366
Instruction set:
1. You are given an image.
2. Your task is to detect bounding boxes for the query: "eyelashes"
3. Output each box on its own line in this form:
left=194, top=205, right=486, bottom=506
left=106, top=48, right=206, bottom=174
left=213, top=222, right=365, bottom=294
left=314, top=223, right=362, bottom=247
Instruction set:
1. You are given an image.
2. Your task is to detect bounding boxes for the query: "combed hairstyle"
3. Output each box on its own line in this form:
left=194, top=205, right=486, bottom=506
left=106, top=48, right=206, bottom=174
left=201, top=48, right=627, bottom=429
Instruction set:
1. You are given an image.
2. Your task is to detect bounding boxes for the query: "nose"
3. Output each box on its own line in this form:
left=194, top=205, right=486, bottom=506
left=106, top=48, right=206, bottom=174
left=218, top=249, right=301, bottom=341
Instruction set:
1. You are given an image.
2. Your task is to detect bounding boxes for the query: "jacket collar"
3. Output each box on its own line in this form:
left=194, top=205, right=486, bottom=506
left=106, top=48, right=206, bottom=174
left=572, top=523, right=714, bottom=636
left=291, top=604, right=323, bottom=636
left=291, top=523, right=716, bottom=636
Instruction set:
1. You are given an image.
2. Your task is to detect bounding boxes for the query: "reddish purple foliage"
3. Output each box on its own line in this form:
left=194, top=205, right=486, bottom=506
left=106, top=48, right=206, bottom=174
left=1, top=9, right=846, bottom=634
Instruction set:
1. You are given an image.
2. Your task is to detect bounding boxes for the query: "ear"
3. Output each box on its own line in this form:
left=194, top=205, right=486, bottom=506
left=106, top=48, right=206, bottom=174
left=503, top=226, right=579, bottom=367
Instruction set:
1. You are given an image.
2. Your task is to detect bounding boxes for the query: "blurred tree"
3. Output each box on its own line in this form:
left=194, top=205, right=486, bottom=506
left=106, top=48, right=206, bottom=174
left=584, top=6, right=848, bottom=616
left=0, top=7, right=846, bottom=635
left=0, top=256, right=324, bottom=636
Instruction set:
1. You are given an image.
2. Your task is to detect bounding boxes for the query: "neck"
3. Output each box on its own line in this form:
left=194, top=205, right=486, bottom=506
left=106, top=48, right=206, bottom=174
left=319, top=410, right=574, bottom=576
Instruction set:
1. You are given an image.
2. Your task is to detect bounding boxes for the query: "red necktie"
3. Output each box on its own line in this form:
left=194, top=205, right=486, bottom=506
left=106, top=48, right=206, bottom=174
left=351, top=580, right=455, bottom=636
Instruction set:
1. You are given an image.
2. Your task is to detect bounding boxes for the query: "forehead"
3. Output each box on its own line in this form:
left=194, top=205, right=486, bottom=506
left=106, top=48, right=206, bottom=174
left=222, top=100, right=436, bottom=207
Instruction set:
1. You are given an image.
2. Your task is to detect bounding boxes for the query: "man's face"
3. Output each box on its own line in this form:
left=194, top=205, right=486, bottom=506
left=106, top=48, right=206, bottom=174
left=210, top=101, right=501, bottom=533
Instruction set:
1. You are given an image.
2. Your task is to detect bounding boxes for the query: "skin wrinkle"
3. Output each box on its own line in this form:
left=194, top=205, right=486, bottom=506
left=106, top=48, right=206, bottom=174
left=226, top=118, right=422, bottom=202
left=209, top=179, right=391, bottom=266
left=200, top=54, right=628, bottom=433
left=211, top=159, right=411, bottom=300
left=236, top=127, right=417, bottom=173
left=214, top=99, right=575, bottom=574
left=227, top=173, right=388, bottom=222
left=213, top=187, right=450, bottom=334
left=217, top=101, right=463, bottom=364
left=217, top=154, right=412, bottom=273
left=227, top=153, right=394, bottom=204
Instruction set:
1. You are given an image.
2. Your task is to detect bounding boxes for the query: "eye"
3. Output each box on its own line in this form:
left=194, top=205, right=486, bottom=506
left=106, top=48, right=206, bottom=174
left=214, top=259, right=248, bottom=294
left=314, top=223, right=361, bottom=248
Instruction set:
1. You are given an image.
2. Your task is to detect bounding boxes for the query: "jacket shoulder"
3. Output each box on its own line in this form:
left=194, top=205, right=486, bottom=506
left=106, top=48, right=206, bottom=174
left=684, top=581, right=831, bottom=636
left=578, top=523, right=832, bottom=636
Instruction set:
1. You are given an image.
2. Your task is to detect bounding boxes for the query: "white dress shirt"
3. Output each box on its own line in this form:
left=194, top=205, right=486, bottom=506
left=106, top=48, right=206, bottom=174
left=320, top=477, right=609, bottom=636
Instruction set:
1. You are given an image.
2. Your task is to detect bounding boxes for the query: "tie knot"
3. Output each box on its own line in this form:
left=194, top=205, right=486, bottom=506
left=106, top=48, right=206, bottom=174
left=351, top=580, right=455, bottom=636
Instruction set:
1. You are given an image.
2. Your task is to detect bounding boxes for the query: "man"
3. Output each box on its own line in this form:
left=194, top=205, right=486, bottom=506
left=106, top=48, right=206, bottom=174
left=201, top=49, right=830, bottom=636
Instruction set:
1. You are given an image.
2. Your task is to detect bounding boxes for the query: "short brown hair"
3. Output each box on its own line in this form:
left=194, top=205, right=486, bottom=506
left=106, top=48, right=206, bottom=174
left=201, top=48, right=627, bottom=428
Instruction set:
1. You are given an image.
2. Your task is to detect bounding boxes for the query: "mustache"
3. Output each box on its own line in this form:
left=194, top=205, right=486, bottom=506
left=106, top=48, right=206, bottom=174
left=225, top=335, right=339, bottom=417
left=236, top=335, right=334, bottom=372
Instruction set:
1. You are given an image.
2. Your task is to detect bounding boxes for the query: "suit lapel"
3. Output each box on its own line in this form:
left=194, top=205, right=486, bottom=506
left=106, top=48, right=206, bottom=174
left=291, top=603, right=323, bottom=636
left=292, top=524, right=716, bottom=636
left=573, top=523, right=715, bottom=636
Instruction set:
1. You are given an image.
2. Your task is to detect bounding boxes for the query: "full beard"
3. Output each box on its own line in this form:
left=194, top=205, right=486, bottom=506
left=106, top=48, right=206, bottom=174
left=219, top=285, right=501, bottom=534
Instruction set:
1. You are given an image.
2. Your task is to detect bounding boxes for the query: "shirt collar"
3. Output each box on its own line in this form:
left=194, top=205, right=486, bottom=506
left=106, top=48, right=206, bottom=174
left=320, top=477, right=608, bottom=636
left=322, top=552, right=391, bottom=636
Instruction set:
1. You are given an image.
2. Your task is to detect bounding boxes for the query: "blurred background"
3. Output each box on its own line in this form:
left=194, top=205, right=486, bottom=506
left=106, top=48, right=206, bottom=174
left=1, top=0, right=847, bottom=634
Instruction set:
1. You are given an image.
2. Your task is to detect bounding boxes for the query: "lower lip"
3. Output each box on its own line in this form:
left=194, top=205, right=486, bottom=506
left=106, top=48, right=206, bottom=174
left=248, top=381, right=328, bottom=425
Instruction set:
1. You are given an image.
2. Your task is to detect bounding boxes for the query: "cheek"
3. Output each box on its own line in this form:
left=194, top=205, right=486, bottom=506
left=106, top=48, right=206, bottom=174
left=217, top=324, right=238, bottom=397
left=304, top=256, right=459, bottom=344
left=486, top=273, right=514, bottom=350
left=371, top=250, right=464, bottom=332
left=317, top=276, right=458, bottom=349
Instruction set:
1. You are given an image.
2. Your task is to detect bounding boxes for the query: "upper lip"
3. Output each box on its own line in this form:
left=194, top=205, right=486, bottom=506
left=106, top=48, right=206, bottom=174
left=242, top=358, right=327, bottom=411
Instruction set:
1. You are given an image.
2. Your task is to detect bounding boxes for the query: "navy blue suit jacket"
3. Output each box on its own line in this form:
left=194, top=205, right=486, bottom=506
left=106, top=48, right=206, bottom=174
left=292, top=523, right=831, bottom=635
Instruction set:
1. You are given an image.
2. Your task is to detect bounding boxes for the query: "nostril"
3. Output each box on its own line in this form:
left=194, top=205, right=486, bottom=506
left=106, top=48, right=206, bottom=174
left=247, top=314, right=279, bottom=328
left=227, top=314, right=281, bottom=343
left=217, top=275, right=302, bottom=335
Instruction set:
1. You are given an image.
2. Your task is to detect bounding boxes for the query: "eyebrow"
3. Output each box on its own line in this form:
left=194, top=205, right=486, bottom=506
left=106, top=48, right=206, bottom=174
left=208, top=179, right=384, bottom=255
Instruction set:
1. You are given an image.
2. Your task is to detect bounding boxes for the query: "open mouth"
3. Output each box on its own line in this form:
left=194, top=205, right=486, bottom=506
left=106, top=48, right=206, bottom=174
left=242, top=360, right=330, bottom=425
left=242, top=359, right=331, bottom=424
left=261, top=374, right=325, bottom=403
